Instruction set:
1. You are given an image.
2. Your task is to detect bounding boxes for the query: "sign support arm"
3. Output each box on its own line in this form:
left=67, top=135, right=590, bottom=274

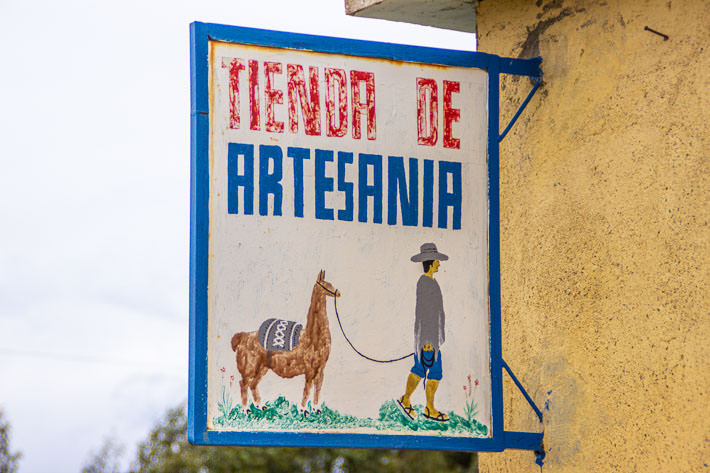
left=498, top=76, right=541, bottom=142
left=501, top=359, right=546, bottom=464
left=502, top=359, right=543, bottom=423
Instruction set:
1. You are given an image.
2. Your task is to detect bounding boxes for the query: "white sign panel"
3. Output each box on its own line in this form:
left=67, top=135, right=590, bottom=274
left=190, top=23, right=500, bottom=449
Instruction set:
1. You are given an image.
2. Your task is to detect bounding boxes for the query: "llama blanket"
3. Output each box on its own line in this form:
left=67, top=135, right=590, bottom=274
left=257, top=318, right=303, bottom=351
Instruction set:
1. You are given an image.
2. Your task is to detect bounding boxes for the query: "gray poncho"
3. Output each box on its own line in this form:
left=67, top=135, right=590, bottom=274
left=414, top=275, right=446, bottom=356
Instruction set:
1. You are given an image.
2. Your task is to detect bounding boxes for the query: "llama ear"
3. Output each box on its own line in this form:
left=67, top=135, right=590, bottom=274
left=318, top=270, right=323, bottom=281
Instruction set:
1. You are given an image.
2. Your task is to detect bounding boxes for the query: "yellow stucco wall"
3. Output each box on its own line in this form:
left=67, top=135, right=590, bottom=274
left=475, top=0, right=709, bottom=471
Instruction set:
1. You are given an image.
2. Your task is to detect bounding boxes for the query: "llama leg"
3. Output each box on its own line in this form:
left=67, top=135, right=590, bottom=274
left=238, top=362, right=256, bottom=408
left=250, top=367, right=269, bottom=407
left=239, top=378, right=249, bottom=407
left=313, top=370, right=325, bottom=409
left=301, top=376, right=314, bottom=409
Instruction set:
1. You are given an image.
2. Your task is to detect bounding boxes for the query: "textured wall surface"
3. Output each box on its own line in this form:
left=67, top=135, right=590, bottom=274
left=476, top=0, right=709, bottom=471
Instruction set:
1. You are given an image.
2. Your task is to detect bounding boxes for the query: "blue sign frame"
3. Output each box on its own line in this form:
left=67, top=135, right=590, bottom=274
left=189, top=21, right=542, bottom=452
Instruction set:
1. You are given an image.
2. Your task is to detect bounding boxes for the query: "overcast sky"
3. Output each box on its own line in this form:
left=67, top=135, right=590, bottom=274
left=0, top=1, right=474, bottom=471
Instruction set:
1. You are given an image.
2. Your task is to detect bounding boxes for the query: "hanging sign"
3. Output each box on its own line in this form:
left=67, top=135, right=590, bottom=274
left=189, top=22, right=541, bottom=452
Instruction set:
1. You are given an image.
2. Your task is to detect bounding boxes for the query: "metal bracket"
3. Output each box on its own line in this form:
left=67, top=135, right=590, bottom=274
left=502, top=359, right=545, bottom=467
left=489, top=55, right=544, bottom=468
left=498, top=76, right=542, bottom=142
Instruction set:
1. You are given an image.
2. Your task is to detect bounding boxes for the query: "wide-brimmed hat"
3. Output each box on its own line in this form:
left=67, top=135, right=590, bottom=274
left=410, top=243, right=449, bottom=262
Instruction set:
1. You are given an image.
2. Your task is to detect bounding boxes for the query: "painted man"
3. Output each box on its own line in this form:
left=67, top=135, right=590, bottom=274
left=397, top=243, right=449, bottom=422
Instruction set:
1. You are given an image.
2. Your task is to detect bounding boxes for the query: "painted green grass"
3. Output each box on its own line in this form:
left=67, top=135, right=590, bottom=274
left=213, top=393, right=488, bottom=437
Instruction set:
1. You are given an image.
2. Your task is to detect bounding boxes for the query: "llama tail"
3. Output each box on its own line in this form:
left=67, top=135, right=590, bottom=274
left=231, top=332, right=247, bottom=351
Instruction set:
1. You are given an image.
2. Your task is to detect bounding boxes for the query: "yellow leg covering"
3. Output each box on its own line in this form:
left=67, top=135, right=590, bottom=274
left=397, top=373, right=421, bottom=420
left=425, top=379, right=449, bottom=421
left=402, top=373, right=421, bottom=405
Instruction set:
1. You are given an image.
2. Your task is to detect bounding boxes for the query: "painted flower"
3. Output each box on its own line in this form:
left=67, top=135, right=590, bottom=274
left=220, top=367, right=226, bottom=373
left=474, top=378, right=479, bottom=387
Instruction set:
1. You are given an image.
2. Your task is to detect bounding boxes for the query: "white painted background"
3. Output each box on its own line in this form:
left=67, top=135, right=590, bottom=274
left=205, top=41, right=491, bottom=434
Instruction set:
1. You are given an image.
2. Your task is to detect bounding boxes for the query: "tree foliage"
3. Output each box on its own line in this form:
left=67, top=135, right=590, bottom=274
left=122, top=403, right=477, bottom=473
left=0, top=409, right=21, bottom=473
left=82, top=438, right=124, bottom=473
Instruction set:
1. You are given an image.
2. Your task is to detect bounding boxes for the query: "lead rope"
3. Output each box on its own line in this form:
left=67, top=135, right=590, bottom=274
left=318, top=282, right=414, bottom=364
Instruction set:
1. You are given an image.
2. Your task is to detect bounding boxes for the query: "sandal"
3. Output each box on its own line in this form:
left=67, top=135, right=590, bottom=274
left=423, top=407, right=449, bottom=422
left=397, top=397, right=417, bottom=420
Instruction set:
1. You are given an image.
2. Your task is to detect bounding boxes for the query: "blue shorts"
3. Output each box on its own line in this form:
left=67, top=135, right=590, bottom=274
left=411, top=348, right=442, bottom=381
